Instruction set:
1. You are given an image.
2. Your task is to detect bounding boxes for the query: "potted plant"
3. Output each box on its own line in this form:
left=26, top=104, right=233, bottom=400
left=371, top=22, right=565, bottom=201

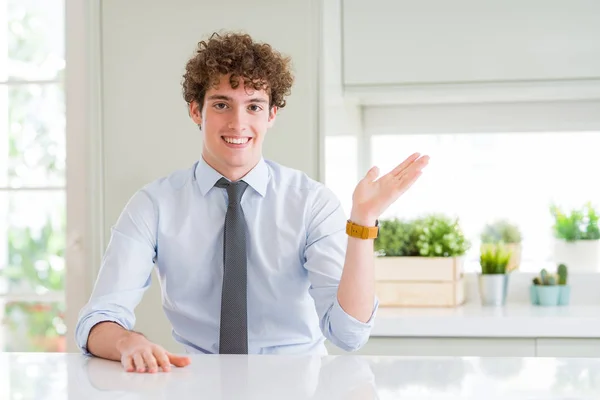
left=413, top=214, right=471, bottom=259
left=374, top=218, right=418, bottom=258
left=530, top=264, right=570, bottom=306
left=478, top=243, right=512, bottom=306
left=550, top=202, right=600, bottom=272
left=374, top=213, right=470, bottom=307
left=480, top=219, right=522, bottom=272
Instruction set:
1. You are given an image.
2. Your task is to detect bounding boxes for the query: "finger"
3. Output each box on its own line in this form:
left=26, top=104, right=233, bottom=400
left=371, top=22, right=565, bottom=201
left=133, top=353, right=146, bottom=373
left=363, top=166, right=379, bottom=182
left=390, top=152, right=421, bottom=176
left=153, top=348, right=171, bottom=372
left=122, top=355, right=135, bottom=373
left=143, top=350, right=158, bottom=373
left=167, top=352, right=192, bottom=368
left=395, top=155, right=430, bottom=180
left=395, top=170, right=423, bottom=192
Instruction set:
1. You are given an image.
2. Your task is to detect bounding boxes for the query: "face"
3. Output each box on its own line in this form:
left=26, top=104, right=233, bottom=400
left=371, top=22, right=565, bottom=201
left=189, top=74, right=277, bottom=180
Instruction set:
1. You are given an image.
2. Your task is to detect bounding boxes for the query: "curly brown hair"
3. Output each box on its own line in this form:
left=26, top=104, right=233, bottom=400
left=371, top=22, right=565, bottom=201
left=182, top=32, right=294, bottom=111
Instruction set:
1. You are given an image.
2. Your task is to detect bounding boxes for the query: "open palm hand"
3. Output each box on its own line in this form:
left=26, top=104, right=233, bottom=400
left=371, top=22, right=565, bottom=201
left=351, top=152, right=429, bottom=224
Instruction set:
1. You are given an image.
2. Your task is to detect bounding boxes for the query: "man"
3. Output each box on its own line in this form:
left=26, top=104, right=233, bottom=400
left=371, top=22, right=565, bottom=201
left=75, top=31, right=429, bottom=373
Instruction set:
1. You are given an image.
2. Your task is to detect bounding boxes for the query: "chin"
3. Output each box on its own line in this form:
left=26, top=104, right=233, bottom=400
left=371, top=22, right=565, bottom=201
left=224, top=155, right=254, bottom=168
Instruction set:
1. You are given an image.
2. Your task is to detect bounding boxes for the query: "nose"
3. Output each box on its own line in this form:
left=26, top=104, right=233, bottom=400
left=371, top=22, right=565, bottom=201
left=228, top=109, right=247, bottom=132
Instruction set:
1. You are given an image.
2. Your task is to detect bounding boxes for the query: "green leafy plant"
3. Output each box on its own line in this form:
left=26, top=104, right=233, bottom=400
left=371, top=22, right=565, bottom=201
left=481, top=219, right=522, bottom=244
left=0, top=215, right=66, bottom=352
left=413, top=214, right=470, bottom=257
left=375, top=214, right=470, bottom=257
left=1, top=215, right=65, bottom=292
left=532, top=264, right=568, bottom=286
left=550, top=202, right=600, bottom=242
left=374, top=218, right=419, bottom=256
left=480, top=243, right=512, bottom=274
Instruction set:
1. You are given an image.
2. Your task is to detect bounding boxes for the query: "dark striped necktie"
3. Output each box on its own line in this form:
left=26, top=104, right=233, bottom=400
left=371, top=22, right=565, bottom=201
left=214, top=177, right=249, bottom=354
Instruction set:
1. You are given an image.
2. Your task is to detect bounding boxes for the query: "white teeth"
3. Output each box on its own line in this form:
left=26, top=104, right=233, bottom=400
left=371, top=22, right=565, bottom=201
left=224, top=137, right=249, bottom=144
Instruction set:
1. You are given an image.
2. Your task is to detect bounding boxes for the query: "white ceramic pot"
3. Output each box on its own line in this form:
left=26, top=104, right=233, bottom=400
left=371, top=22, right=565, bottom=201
left=553, top=239, right=600, bottom=272
left=478, top=274, right=509, bottom=307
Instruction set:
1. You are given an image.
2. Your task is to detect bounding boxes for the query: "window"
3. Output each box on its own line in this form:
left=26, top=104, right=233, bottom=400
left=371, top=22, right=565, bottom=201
left=325, top=126, right=600, bottom=273
left=0, top=0, right=66, bottom=352
left=324, top=135, right=357, bottom=217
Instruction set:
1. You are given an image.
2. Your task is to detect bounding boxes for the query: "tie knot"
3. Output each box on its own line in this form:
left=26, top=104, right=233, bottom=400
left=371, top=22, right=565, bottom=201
left=215, top=178, right=248, bottom=205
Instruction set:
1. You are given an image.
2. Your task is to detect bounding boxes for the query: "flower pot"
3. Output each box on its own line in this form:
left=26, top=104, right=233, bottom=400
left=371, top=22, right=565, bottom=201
left=558, top=285, right=571, bottom=306
left=553, top=239, right=600, bottom=272
left=478, top=274, right=509, bottom=306
left=529, top=285, right=539, bottom=305
left=536, top=286, right=561, bottom=306
left=530, top=286, right=570, bottom=306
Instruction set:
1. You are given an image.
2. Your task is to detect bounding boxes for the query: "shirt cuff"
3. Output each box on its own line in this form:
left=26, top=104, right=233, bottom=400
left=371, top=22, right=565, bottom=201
left=327, top=296, right=379, bottom=352
left=76, top=313, right=129, bottom=356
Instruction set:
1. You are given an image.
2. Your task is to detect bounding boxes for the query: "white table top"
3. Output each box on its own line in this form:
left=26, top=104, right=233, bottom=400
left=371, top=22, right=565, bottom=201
left=2, top=352, right=600, bottom=399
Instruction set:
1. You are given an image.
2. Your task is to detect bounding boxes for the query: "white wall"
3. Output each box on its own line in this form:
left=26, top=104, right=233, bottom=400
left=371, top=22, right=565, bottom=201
left=342, top=0, right=600, bottom=87
left=97, top=0, right=321, bottom=351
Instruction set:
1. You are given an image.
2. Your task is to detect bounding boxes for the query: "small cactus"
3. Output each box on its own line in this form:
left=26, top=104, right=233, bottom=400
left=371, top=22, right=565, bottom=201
left=557, top=263, right=568, bottom=285
left=534, top=267, right=565, bottom=286
left=540, top=269, right=549, bottom=285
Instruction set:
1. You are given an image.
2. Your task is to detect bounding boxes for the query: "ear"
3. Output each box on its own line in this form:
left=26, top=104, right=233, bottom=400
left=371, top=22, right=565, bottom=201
left=189, top=101, right=203, bottom=127
left=267, top=106, right=278, bottom=128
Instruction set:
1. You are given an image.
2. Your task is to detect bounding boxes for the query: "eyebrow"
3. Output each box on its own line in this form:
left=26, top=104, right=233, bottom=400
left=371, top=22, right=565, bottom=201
left=206, top=95, right=268, bottom=104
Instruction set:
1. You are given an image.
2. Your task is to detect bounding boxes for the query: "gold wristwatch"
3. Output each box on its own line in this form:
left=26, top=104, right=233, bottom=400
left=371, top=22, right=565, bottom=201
left=346, top=219, right=379, bottom=239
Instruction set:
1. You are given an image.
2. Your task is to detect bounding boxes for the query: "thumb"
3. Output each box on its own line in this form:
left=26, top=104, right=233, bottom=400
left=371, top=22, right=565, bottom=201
left=167, top=352, right=191, bottom=367
left=363, top=166, right=380, bottom=182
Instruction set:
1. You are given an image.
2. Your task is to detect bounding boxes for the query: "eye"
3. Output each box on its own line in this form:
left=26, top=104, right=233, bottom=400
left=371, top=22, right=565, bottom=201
left=248, top=104, right=263, bottom=112
left=213, top=103, right=228, bottom=110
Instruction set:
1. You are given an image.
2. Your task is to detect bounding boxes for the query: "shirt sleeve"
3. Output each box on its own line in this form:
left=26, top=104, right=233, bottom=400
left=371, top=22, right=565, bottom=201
left=74, top=189, right=158, bottom=355
left=303, top=185, right=379, bottom=352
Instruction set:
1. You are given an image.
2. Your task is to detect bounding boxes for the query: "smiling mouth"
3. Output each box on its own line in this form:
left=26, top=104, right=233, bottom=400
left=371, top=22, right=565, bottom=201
left=222, top=136, right=251, bottom=146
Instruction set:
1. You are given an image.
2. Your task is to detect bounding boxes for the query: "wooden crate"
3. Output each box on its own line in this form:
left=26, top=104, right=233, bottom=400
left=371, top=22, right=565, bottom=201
left=374, top=256, right=465, bottom=307
left=374, top=256, right=464, bottom=282
left=376, top=279, right=465, bottom=307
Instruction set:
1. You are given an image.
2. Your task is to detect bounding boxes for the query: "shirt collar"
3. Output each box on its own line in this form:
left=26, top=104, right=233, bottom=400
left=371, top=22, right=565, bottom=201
left=195, top=156, right=269, bottom=197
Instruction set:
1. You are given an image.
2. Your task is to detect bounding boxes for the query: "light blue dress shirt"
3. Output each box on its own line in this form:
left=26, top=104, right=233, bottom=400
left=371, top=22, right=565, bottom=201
left=76, top=157, right=378, bottom=355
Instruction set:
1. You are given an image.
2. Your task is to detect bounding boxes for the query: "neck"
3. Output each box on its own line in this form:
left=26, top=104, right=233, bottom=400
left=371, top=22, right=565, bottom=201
left=202, top=154, right=259, bottom=182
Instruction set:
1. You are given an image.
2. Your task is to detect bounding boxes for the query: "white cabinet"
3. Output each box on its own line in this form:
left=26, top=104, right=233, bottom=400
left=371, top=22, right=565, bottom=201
left=342, top=0, right=600, bottom=87
left=536, top=339, right=600, bottom=358
left=328, top=338, right=600, bottom=358
left=327, top=338, right=536, bottom=357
